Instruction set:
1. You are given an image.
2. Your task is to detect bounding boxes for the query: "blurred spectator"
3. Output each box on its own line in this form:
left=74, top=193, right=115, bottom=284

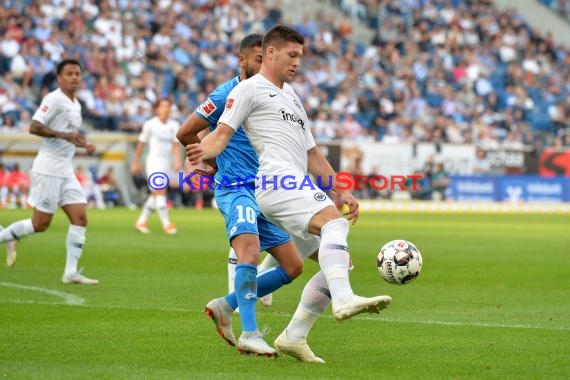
left=429, top=161, right=450, bottom=201
left=473, top=147, right=492, bottom=175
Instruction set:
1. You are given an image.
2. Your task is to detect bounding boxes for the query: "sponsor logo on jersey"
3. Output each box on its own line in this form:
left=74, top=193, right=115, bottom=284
left=225, top=98, right=234, bottom=109
left=279, top=108, right=305, bottom=130
left=41, top=105, right=49, bottom=112
left=199, top=99, right=217, bottom=116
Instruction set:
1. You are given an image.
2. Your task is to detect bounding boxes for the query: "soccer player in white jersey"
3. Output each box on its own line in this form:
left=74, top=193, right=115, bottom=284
left=0, top=59, right=98, bottom=284
left=131, top=98, right=181, bottom=234
left=187, top=25, right=391, bottom=359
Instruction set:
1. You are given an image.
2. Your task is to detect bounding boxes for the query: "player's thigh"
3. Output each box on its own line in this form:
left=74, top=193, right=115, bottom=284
left=256, top=185, right=335, bottom=238
left=60, top=176, right=87, bottom=208
left=257, top=212, right=291, bottom=252
left=215, top=187, right=261, bottom=242
left=28, top=172, right=61, bottom=214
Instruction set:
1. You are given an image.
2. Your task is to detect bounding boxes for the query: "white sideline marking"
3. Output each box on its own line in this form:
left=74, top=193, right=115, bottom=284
left=1, top=298, right=568, bottom=332
left=0, top=282, right=85, bottom=305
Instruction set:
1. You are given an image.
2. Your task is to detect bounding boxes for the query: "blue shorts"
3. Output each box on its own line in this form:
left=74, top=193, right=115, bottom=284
left=215, top=185, right=291, bottom=251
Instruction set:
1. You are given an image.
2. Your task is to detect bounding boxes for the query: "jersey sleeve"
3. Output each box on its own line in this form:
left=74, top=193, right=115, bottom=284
left=32, top=93, right=59, bottom=126
left=218, top=81, right=255, bottom=131
left=138, top=120, right=151, bottom=143
left=305, top=120, right=317, bottom=151
left=195, top=90, right=227, bottom=127
left=171, top=121, right=181, bottom=143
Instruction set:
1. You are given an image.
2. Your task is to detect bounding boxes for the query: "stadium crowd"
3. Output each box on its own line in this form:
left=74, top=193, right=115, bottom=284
left=1, top=0, right=570, bottom=206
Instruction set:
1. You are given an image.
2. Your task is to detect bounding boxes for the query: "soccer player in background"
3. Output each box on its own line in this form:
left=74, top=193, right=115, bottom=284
left=187, top=25, right=392, bottom=357
left=131, top=98, right=181, bottom=234
left=0, top=59, right=98, bottom=284
left=178, top=33, right=306, bottom=357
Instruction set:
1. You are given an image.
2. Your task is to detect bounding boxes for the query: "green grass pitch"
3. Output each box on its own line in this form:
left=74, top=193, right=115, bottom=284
left=1, top=208, right=569, bottom=379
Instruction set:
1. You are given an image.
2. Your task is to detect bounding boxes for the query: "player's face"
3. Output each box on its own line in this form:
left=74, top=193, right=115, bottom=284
left=241, top=46, right=262, bottom=79
left=57, top=64, right=82, bottom=93
left=273, top=41, right=303, bottom=83
left=156, top=100, right=171, bottom=121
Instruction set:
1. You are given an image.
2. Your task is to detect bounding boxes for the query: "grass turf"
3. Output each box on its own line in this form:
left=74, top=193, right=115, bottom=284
left=1, top=208, right=569, bottom=379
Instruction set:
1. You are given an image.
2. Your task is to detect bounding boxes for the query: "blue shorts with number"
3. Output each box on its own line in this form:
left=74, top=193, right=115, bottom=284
left=215, top=185, right=291, bottom=251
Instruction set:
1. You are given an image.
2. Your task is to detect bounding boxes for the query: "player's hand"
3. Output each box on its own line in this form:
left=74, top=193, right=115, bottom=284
left=194, top=162, right=215, bottom=176
left=338, top=190, right=360, bottom=225
left=67, top=132, right=86, bottom=147
left=131, top=162, right=142, bottom=175
left=186, top=143, right=204, bottom=167
left=86, top=142, right=96, bottom=156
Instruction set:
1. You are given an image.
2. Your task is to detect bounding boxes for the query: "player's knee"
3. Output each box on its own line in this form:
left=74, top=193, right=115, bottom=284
left=321, top=218, right=349, bottom=245
left=72, top=214, right=88, bottom=227
left=284, top=259, right=303, bottom=280
left=32, top=219, right=50, bottom=232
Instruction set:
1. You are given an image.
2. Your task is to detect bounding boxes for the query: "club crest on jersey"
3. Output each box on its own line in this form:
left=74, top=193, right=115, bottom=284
left=199, top=99, right=217, bottom=117
left=225, top=98, right=234, bottom=109
left=41, top=105, right=49, bottom=112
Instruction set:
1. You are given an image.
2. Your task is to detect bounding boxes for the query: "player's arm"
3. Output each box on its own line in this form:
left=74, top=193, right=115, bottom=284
left=177, top=113, right=216, bottom=174
left=30, top=120, right=84, bottom=145
left=307, top=146, right=360, bottom=224
left=186, top=123, right=235, bottom=166
left=177, top=113, right=209, bottom=146
left=131, top=141, right=145, bottom=175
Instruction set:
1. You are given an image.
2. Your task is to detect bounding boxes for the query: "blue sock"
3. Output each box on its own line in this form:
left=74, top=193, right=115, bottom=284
left=224, top=266, right=291, bottom=310
left=232, top=263, right=257, bottom=332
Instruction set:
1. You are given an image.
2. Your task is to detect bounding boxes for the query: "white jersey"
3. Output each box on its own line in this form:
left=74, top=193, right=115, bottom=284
left=31, top=88, right=82, bottom=178
left=138, top=116, right=180, bottom=162
left=218, top=74, right=315, bottom=178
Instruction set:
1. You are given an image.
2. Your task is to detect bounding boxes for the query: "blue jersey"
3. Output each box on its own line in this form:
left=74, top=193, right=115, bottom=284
left=195, top=76, right=258, bottom=186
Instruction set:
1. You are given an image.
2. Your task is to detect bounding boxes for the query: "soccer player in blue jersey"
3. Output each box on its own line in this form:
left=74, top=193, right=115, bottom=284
left=178, top=34, right=307, bottom=357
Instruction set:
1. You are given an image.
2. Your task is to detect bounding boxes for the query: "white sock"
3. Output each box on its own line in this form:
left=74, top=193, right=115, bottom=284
left=0, top=219, right=35, bottom=242
left=318, top=218, right=353, bottom=303
left=228, top=247, right=237, bottom=293
left=285, top=270, right=330, bottom=341
left=258, top=253, right=278, bottom=272
left=155, top=195, right=170, bottom=227
left=0, top=186, right=8, bottom=206
left=136, top=196, right=155, bottom=225
left=65, top=225, right=86, bottom=275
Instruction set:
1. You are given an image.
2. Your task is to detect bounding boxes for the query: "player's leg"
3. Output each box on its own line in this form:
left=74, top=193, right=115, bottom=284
left=0, top=172, right=58, bottom=267
left=309, top=205, right=390, bottom=320
left=204, top=188, right=274, bottom=356
left=60, top=176, right=97, bottom=285
left=135, top=193, right=155, bottom=233
left=227, top=247, right=237, bottom=293
left=154, top=188, right=176, bottom=234
left=274, top=236, right=327, bottom=363
left=257, top=252, right=278, bottom=306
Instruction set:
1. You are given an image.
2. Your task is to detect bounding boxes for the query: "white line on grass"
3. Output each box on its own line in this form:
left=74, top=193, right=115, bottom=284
left=1, top=298, right=568, bottom=332
left=0, top=281, right=85, bottom=305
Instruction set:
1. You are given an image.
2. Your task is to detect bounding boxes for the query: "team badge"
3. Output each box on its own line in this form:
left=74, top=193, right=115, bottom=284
left=199, top=99, right=217, bottom=117
left=226, top=98, right=234, bottom=109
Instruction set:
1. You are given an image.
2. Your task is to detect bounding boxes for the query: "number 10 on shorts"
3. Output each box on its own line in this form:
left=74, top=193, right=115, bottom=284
left=236, top=205, right=256, bottom=224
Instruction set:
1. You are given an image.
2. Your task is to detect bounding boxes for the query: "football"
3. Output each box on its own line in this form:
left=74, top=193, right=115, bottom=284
left=377, top=240, right=423, bottom=285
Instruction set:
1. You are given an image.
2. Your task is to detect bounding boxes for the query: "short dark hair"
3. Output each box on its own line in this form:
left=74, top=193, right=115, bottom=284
left=56, top=59, right=81, bottom=75
left=262, top=25, right=304, bottom=52
left=239, top=33, right=263, bottom=53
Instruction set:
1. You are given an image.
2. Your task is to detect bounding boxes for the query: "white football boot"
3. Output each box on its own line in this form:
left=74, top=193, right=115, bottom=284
left=274, top=330, right=325, bottom=363
left=62, top=268, right=99, bottom=285
left=332, top=294, right=392, bottom=321
left=204, top=298, right=237, bottom=346
left=237, top=330, right=277, bottom=357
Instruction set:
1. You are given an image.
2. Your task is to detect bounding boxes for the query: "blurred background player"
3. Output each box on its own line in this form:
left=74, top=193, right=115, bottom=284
left=178, top=33, right=305, bottom=357
left=0, top=59, right=98, bottom=284
left=131, top=98, right=181, bottom=234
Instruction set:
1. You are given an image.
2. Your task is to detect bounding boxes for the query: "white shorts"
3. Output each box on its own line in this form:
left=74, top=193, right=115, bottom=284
left=292, top=234, right=321, bottom=260
left=145, top=157, right=175, bottom=186
left=28, top=172, right=86, bottom=213
left=256, top=180, right=335, bottom=242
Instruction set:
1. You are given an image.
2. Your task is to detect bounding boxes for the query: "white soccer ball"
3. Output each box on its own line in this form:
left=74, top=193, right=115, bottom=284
left=377, top=240, right=423, bottom=285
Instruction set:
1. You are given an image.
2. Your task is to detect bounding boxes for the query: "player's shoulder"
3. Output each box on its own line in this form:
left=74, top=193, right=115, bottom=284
left=212, top=76, right=240, bottom=99
left=42, top=88, right=65, bottom=104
